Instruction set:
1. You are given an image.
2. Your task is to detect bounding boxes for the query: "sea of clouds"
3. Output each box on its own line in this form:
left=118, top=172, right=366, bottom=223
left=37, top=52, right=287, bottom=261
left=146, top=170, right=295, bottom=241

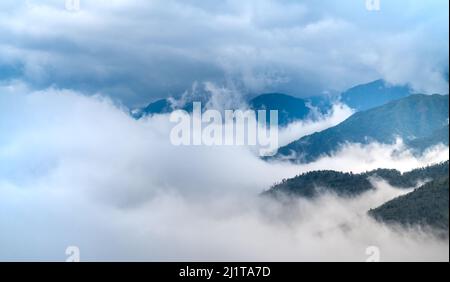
left=0, top=86, right=448, bottom=261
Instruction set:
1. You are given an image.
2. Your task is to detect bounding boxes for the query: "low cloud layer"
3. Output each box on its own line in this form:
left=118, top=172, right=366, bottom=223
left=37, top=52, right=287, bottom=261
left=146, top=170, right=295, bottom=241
left=0, top=0, right=448, bottom=106
left=0, top=89, right=448, bottom=261
left=277, top=103, right=353, bottom=147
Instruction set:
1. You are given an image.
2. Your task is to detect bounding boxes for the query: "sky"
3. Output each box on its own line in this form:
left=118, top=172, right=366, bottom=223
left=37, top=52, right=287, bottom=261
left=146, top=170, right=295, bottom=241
left=0, top=0, right=449, bottom=106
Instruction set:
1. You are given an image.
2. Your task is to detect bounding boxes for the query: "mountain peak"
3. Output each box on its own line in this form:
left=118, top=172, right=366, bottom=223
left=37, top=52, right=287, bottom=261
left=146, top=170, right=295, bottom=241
left=249, top=93, right=311, bottom=126
left=341, top=79, right=413, bottom=111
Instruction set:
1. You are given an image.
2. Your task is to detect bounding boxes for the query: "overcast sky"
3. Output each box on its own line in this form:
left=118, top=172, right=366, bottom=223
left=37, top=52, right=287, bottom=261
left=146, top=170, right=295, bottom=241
left=0, top=0, right=448, bottom=106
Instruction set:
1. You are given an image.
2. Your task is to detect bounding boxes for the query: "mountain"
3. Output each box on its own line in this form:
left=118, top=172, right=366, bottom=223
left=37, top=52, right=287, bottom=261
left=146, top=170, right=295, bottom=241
left=134, top=93, right=317, bottom=125
left=131, top=96, right=208, bottom=119
left=305, top=95, right=335, bottom=112
left=274, top=94, right=449, bottom=163
left=369, top=176, right=449, bottom=235
left=264, top=162, right=449, bottom=235
left=341, top=79, right=412, bottom=111
left=407, top=125, right=449, bottom=151
left=249, top=93, right=312, bottom=126
left=132, top=79, right=413, bottom=119
left=264, top=161, right=449, bottom=199
left=131, top=99, right=173, bottom=119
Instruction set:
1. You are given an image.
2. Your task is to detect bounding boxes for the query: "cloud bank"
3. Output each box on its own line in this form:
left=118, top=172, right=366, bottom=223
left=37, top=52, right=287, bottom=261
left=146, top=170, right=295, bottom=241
left=0, top=88, right=448, bottom=261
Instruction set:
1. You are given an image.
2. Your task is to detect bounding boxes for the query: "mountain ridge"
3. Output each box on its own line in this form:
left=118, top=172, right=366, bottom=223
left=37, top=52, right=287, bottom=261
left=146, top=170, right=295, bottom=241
left=131, top=79, right=422, bottom=123
left=273, top=94, right=449, bottom=163
left=340, top=79, right=412, bottom=111
left=264, top=161, right=449, bottom=199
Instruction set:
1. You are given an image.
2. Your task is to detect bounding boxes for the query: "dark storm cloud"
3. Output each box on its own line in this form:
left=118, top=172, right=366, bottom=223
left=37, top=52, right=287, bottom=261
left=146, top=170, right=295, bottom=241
left=0, top=0, right=448, bottom=106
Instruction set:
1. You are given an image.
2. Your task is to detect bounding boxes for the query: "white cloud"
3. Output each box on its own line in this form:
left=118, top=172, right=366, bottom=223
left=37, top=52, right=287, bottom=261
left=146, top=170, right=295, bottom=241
left=277, top=103, right=354, bottom=147
left=274, top=140, right=450, bottom=173
left=0, top=89, right=448, bottom=261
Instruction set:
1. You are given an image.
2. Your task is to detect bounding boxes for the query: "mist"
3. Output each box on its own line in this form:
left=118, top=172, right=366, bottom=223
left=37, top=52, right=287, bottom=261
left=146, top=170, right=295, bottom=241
left=0, top=89, right=448, bottom=261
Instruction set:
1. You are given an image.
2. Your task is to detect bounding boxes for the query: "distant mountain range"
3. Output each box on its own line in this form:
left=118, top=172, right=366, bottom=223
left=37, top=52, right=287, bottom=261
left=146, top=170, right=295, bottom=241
left=132, top=92, right=319, bottom=126
left=132, top=81, right=449, bottom=162
left=273, top=94, right=449, bottom=163
left=265, top=161, right=449, bottom=234
left=131, top=79, right=416, bottom=125
left=340, top=79, right=413, bottom=111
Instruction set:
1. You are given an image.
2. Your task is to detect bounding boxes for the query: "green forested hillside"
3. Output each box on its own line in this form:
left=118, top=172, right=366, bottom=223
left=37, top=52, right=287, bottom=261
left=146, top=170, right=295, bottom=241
left=369, top=177, right=449, bottom=234
left=265, top=161, right=449, bottom=198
